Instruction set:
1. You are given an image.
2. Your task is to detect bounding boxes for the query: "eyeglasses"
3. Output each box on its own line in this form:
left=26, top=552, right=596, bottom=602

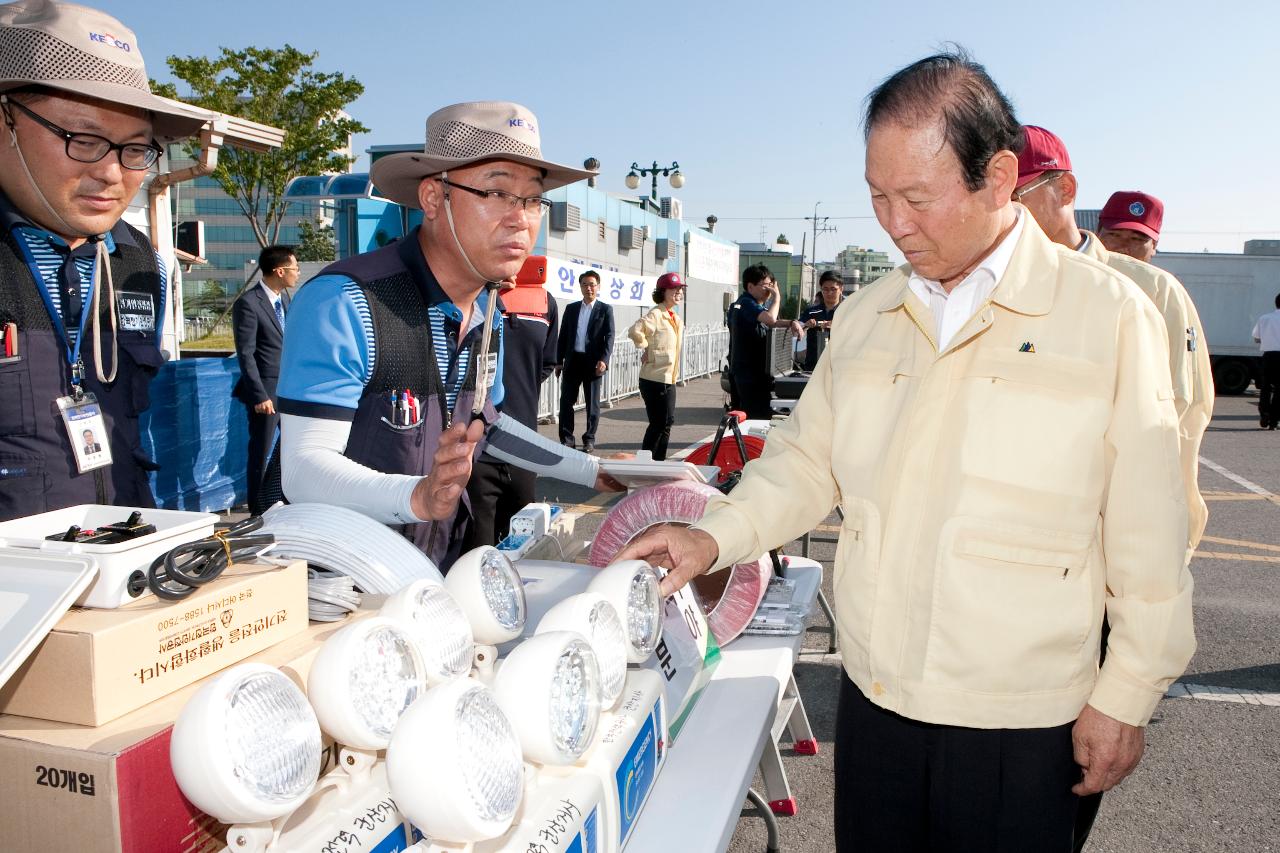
left=439, top=177, right=552, bottom=218
left=1012, top=173, right=1058, bottom=202
left=3, top=97, right=162, bottom=171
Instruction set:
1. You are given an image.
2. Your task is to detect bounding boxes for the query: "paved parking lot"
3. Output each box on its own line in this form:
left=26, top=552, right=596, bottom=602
left=537, top=378, right=1280, bottom=853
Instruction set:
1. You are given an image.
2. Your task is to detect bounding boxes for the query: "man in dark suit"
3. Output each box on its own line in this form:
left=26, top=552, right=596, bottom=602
left=556, top=270, right=614, bottom=452
left=233, top=245, right=298, bottom=514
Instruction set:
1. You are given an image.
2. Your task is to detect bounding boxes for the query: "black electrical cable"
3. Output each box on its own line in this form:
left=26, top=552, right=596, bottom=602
left=147, top=516, right=276, bottom=601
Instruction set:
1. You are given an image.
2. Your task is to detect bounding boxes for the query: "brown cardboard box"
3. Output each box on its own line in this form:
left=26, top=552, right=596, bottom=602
left=0, top=561, right=308, bottom=726
left=0, top=611, right=370, bottom=853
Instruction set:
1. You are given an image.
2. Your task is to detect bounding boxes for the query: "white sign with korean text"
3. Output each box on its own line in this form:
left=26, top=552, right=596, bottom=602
left=543, top=255, right=657, bottom=308
left=686, top=229, right=740, bottom=285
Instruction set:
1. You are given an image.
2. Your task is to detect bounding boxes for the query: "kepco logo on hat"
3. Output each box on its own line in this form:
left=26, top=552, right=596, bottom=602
left=88, top=31, right=131, bottom=51
left=1129, top=201, right=1146, bottom=217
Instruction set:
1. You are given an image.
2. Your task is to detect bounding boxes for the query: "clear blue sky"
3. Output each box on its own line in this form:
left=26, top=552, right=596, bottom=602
left=99, top=0, right=1277, bottom=261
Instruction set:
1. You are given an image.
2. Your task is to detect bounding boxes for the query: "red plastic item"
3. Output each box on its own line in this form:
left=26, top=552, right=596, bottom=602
left=769, top=797, right=798, bottom=817
left=793, top=739, right=819, bottom=756
left=683, top=434, right=767, bottom=480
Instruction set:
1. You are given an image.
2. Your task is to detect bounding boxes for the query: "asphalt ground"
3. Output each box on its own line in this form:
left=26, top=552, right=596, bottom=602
left=534, top=378, right=1280, bottom=853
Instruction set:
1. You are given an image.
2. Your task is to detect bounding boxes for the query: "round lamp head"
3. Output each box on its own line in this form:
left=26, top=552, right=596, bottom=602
left=445, top=546, right=527, bottom=644
left=587, top=560, right=663, bottom=663
left=381, top=579, right=475, bottom=684
left=307, top=617, right=427, bottom=750
left=625, top=172, right=640, bottom=190
left=669, top=170, right=685, bottom=189
left=170, top=663, right=321, bottom=824
left=536, top=593, right=628, bottom=709
left=492, top=631, right=601, bottom=765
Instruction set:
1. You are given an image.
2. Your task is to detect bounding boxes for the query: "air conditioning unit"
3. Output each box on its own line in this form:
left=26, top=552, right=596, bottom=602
left=618, top=225, right=643, bottom=250
left=654, top=238, right=672, bottom=261
left=660, top=196, right=683, bottom=220
left=175, top=220, right=205, bottom=259
left=550, top=201, right=581, bottom=232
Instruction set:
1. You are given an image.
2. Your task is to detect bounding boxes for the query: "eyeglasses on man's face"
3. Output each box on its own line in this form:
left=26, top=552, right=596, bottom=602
left=1012, top=173, right=1058, bottom=202
left=3, top=96, right=162, bottom=171
left=439, top=177, right=552, bottom=218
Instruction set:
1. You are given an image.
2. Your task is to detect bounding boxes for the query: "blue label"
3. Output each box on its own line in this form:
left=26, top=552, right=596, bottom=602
left=585, top=806, right=598, bottom=853
left=615, top=713, right=658, bottom=844
left=568, top=833, right=582, bottom=853
left=370, top=823, right=409, bottom=853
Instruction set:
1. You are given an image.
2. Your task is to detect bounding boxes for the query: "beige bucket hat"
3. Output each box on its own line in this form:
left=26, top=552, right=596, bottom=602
left=0, top=0, right=205, bottom=141
left=370, top=100, right=596, bottom=209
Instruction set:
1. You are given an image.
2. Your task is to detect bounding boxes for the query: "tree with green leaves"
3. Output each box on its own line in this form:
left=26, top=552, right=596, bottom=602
left=295, top=217, right=336, bottom=263
left=152, top=45, right=367, bottom=250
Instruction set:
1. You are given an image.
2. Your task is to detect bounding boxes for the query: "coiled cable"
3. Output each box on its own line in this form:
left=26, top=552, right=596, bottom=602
left=147, top=516, right=276, bottom=601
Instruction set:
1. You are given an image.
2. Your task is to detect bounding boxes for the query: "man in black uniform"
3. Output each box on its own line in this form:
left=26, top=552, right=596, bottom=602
left=801, top=270, right=844, bottom=370
left=0, top=1, right=204, bottom=521
left=727, top=263, right=801, bottom=419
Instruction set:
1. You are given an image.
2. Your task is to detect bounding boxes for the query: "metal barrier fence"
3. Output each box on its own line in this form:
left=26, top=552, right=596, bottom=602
left=537, top=323, right=729, bottom=421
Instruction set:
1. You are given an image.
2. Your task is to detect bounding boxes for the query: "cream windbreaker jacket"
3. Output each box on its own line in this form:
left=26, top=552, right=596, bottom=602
left=695, top=217, right=1195, bottom=730
left=1080, top=232, right=1215, bottom=555
left=629, top=306, right=684, bottom=385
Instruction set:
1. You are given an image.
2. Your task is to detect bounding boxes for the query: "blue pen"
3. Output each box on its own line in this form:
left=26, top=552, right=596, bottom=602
left=391, top=390, right=400, bottom=424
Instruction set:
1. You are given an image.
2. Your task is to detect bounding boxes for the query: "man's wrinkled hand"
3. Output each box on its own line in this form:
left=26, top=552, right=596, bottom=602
left=615, top=524, right=719, bottom=596
left=594, top=470, right=625, bottom=492
left=1071, top=704, right=1145, bottom=796
left=409, top=419, right=484, bottom=521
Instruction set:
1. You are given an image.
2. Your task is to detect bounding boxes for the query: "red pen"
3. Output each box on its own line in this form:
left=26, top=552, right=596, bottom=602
left=405, top=388, right=417, bottom=423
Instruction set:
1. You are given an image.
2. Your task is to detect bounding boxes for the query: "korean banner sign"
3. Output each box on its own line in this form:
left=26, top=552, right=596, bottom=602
left=544, top=256, right=660, bottom=308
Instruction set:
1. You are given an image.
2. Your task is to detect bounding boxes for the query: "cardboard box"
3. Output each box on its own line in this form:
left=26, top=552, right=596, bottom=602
left=0, top=611, right=370, bottom=853
left=0, top=561, right=308, bottom=726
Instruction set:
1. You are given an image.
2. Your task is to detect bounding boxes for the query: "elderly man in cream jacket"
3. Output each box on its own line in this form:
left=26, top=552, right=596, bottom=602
left=620, top=50, right=1194, bottom=853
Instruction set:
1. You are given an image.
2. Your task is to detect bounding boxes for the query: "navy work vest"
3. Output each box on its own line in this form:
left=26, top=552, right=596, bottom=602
left=318, top=236, right=498, bottom=570
left=0, top=220, right=164, bottom=522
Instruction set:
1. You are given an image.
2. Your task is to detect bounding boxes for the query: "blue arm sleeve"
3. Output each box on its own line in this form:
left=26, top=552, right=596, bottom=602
left=276, top=275, right=372, bottom=421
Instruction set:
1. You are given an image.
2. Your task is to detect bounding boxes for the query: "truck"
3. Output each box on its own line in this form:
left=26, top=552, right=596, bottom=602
left=1150, top=252, right=1280, bottom=395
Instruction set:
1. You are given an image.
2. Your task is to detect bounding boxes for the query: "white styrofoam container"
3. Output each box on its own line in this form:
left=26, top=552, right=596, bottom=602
left=0, top=505, right=217, bottom=608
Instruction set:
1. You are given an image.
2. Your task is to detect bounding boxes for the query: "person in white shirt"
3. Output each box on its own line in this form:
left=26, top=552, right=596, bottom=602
left=1253, top=293, right=1280, bottom=429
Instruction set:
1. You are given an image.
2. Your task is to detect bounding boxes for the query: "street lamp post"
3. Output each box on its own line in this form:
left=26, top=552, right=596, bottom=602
left=625, top=161, right=685, bottom=202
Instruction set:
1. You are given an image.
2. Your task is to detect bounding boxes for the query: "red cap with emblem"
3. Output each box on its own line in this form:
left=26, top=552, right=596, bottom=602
left=1016, top=125, right=1072, bottom=188
left=656, top=272, right=685, bottom=290
left=1099, top=191, right=1164, bottom=241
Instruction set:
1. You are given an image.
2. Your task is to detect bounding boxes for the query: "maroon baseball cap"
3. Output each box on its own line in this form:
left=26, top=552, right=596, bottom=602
left=656, top=272, right=685, bottom=290
left=1016, top=125, right=1072, bottom=188
left=1098, top=191, right=1164, bottom=241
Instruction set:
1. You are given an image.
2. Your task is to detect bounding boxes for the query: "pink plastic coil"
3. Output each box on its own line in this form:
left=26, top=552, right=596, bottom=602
left=588, top=480, right=771, bottom=645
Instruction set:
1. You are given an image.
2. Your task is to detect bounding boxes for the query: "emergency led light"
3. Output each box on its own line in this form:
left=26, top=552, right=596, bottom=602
left=445, top=545, right=527, bottom=644
left=307, top=616, right=427, bottom=750
left=492, top=631, right=602, bottom=766
left=536, top=594, right=628, bottom=710
left=170, top=663, right=321, bottom=824
left=381, top=579, right=474, bottom=685
left=587, top=560, right=663, bottom=663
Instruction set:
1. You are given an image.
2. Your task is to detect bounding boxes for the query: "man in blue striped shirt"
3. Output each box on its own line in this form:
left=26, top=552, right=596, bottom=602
left=0, top=1, right=203, bottom=520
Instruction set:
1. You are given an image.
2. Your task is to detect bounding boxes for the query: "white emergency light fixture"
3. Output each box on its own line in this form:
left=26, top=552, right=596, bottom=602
left=386, top=677, right=525, bottom=843
left=381, top=579, right=474, bottom=685
left=307, top=617, right=427, bottom=750
left=587, top=560, right=663, bottom=663
left=170, top=663, right=322, bottom=824
left=445, top=546, right=527, bottom=644
left=491, top=631, right=602, bottom=766
left=536, top=594, right=628, bottom=710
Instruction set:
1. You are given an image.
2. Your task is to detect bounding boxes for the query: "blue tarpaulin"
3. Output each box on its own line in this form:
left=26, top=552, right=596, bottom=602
left=140, top=357, right=248, bottom=511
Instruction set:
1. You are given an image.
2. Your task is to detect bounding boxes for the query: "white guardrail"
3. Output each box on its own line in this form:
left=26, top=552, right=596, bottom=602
left=537, top=324, right=729, bottom=421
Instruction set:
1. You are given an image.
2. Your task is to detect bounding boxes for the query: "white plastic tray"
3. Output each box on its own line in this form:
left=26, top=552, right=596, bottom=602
left=0, top=505, right=217, bottom=608
left=600, top=458, right=719, bottom=490
left=0, top=548, right=96, bottom=690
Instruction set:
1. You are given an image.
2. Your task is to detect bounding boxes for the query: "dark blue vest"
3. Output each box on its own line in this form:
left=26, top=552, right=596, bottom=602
left=318, top=236, right=498, bottom=570
left=0, top=220, right=163, bottom=522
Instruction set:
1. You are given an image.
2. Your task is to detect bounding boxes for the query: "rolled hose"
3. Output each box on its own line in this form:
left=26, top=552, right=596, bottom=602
left=588, top=480, right=770, bottom=645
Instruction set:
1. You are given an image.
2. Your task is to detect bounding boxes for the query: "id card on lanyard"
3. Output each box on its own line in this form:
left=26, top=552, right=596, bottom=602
left=15, top=232, right=114, bottom=472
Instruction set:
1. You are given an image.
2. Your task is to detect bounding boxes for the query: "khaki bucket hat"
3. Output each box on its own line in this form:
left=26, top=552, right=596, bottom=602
left=370, top=100, right=596, bottom=209
left=0, top=0, right=205, bottom=141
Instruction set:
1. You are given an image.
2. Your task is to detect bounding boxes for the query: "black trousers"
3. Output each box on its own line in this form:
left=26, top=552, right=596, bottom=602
left=730, top=370, right=773, bottom=420
left=638, top=377, right=677, bottom=461
left=1260, top=351, right=1280, bottom=427
left=834, top=672, right=1080, bottom=853
left=244, top=404, right=279, bottom=515
left=463, top=458, right=536, bottom=550
left=558, top=354, right=602, bottom=444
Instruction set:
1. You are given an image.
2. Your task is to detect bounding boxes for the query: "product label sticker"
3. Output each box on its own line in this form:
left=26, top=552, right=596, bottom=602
left=57, top=392, right=112, bottom=473
left=116, top=290, right=155, bottom=331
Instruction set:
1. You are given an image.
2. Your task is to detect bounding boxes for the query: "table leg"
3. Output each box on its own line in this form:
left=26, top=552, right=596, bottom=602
left=782, top=674, right=819, bottom=756
left=817, top=589, right=837, bottom=654
left=758, top=737, right=797, bottom=816
left=745, top=787, right=783, bottom=853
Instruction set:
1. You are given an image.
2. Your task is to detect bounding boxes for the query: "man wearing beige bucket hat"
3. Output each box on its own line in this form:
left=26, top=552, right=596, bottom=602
left=277, top=101, right=619, bottom=570
left=0, top=0, right=206, bottom=521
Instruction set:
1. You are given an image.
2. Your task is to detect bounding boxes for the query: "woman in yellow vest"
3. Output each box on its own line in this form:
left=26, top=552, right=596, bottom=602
left=629, top=273, right=686, bottom=460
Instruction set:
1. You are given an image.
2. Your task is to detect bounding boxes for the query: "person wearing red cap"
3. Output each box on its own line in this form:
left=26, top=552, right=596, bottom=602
left=1098, top=191, right=1164, bottom=262
left=1014, top=124, right=1214, bottom=852
left=628, top=272, right=686, bottom=460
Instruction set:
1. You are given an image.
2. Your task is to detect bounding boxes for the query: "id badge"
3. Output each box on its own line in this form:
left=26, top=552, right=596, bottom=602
left=475, top=351, right=499, bottom=405
left=57, top=392, right=113, bottom=473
